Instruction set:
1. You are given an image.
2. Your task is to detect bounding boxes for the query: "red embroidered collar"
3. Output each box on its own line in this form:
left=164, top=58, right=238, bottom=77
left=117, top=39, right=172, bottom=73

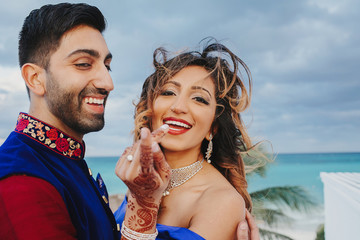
left=15, top=113, right=85, bottom=160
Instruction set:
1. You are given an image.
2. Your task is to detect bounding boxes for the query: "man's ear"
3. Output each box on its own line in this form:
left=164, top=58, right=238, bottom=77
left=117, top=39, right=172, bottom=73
left=21, top=63, right=46, bottom=96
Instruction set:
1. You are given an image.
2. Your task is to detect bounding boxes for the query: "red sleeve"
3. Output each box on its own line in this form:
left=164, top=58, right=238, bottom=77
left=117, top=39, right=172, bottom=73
left=0, top=175, right=77, bottom=239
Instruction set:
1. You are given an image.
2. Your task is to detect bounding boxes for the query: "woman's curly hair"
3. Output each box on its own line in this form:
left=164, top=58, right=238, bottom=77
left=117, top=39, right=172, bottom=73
left=133, top=40, right=255, bottom=210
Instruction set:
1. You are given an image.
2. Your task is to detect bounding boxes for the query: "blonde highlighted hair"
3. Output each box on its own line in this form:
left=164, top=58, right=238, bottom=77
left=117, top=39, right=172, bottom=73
left=134, top=39, right=256, bottom=210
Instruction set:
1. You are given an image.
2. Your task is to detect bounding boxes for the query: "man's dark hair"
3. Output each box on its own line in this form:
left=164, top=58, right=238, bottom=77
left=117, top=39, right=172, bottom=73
left=18, top=3, right=106, bottom=69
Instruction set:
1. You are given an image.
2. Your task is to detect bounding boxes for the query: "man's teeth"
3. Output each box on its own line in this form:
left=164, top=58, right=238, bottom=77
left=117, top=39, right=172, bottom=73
left=164, top=120, right=191, bottom=129
left=84, top=97, right=104, bottom=105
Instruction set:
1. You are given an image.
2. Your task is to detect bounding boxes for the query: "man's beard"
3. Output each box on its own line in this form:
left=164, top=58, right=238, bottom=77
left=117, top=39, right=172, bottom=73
left=44, top=72, right=107, bottom=135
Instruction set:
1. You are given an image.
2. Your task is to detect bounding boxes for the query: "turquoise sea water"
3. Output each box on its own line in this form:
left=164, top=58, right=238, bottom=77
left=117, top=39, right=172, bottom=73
left=86, top=152, right=360, bottom=205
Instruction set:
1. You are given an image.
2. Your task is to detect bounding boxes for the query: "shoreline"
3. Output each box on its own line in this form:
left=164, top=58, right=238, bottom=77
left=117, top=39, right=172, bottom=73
left=109, top=194, right=125, bottom=213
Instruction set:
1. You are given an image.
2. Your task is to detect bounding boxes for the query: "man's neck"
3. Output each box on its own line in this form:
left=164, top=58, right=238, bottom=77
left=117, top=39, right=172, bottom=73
left=28, top=109, right=84, bottom=142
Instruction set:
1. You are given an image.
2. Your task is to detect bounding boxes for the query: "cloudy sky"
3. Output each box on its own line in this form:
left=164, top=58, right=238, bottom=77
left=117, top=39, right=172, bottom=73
left=0, top=0, right=359, bottom=156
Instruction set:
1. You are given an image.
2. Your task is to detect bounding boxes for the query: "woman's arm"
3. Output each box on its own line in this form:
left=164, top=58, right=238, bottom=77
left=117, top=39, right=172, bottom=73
left=115, top=126, right=170, bottom=239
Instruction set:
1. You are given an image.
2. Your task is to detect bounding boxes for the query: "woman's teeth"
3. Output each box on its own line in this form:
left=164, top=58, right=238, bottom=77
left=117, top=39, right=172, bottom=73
left=164, top=120, right=191, bottom=129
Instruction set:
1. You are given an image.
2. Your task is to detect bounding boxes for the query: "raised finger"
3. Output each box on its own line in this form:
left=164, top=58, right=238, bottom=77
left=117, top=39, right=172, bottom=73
left=151, top=124, right=169, bottom=143
left=139, top=127, right=154, bottom=174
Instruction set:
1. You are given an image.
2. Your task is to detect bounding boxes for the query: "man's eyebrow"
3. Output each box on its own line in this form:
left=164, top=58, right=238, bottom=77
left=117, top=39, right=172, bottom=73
left=66, top=49, right=100, bottom=59
left=66, top=49, right=112, bottom=62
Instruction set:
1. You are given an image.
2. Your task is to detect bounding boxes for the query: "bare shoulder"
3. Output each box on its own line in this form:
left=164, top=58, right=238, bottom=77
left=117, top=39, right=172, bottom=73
left=201, top=183, right=246, bottom=219
left=189, top=171, right=246, bottom=240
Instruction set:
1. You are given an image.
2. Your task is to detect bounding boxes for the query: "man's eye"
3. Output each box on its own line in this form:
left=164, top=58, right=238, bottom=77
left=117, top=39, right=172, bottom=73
left=75, top=63, right=91, bottom=68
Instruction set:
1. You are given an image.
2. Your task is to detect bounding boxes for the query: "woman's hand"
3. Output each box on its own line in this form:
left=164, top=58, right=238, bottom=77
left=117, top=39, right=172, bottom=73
left=115, top=125, right=170, bottom=233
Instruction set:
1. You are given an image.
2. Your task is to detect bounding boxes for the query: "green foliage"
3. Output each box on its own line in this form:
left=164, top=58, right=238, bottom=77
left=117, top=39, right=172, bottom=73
left=251, top=186, right=317, bottom=212
left=259, top=229, right=294, bottom=240
left=315, top=224, right=325, bottom=240
left=251, top=207, right=292, bottom=227
left=250, top=185, right=318, bottom=235
left=246, top=149, right=318, bottom=239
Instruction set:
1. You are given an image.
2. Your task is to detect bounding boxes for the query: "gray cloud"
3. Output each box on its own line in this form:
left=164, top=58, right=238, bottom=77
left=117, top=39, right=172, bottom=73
left=0, top=0, right=359, bottom=155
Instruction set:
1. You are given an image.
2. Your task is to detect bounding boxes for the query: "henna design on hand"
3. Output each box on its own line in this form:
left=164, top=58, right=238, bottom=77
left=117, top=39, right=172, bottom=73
left=121, top=127, right=171, bottom=234
left=125, top=180, right=159, bottom=232
left=123, top=145, right=162, bottom=232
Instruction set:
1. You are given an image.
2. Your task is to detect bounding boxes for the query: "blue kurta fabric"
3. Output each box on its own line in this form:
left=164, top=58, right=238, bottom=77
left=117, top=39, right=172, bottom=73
left=114, top=197, right=205, bottom=240
left=0, top=113, right=119, bottom=240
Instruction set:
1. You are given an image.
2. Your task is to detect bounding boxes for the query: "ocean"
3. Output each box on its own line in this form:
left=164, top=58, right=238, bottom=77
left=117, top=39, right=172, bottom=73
left=87, top=152, right=360, bottom=239
left=86, top=152, right=360, bottom=205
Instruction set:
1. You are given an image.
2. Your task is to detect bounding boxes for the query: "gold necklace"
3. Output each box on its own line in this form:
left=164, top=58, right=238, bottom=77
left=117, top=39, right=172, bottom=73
left=163, top=158, right=204, bottom=196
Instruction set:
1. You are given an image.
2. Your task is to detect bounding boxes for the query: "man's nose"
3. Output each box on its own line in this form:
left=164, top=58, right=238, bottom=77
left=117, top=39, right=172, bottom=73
left=93, top=65, right=114, bottom=92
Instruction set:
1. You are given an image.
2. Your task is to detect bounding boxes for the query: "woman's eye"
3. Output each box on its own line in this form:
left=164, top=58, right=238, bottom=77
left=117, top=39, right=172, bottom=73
left=105, top=64, right=112, bottom=71
left=160, top=90, right=175, bottom=96
left=194, top=96, right=209, bottom=105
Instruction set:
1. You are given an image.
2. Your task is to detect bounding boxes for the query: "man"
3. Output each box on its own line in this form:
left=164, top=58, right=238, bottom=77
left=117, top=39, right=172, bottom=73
left=0, top=2, right=259, bottom=240
left=0, top=3, right=119, bottom=239
left=238, top=211, right=260, bottom=240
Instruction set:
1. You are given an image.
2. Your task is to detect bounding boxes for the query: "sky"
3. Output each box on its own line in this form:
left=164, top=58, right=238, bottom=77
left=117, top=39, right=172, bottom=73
left=0, top=0, right=359, bottom=156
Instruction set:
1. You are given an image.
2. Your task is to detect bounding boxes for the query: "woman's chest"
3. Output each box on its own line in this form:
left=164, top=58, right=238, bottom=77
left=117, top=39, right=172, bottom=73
left=157, top=192, right=200, bottom=227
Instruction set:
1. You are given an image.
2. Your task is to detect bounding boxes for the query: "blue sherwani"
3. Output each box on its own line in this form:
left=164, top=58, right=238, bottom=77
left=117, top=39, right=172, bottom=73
left=0, top=113, right=119, bottom=240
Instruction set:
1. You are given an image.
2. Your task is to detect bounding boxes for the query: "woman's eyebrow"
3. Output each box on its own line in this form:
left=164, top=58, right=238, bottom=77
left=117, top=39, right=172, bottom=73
left=192, top=86, right=212, bottom=97
left=166, top=80, right=212, bottom=97
left=166, top=80, right=181, bottom=87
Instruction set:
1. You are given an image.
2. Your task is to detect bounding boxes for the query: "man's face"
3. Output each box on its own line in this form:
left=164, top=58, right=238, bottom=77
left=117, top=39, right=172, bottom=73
left=44, top=25, right=113, bottom=138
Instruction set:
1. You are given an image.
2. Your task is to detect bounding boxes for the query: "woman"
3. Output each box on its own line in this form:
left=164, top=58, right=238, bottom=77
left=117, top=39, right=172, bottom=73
left=115, top=41, right=256, bottom=240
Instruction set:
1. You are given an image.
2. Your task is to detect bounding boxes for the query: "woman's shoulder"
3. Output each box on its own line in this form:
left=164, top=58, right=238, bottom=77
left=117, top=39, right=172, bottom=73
left=199, top=165, right=246, bottom=214
left=200, top=180, right=246, bottom=217
left=188, top=169, right=246, bottom=239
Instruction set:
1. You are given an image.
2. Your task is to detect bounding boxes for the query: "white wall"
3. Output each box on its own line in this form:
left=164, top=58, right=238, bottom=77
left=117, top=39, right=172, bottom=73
left=320, top=172, right=360, bottom=240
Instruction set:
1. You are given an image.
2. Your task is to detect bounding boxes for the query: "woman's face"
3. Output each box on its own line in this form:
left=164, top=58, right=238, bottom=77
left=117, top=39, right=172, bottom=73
left=151, top=66, right=217, bottom=153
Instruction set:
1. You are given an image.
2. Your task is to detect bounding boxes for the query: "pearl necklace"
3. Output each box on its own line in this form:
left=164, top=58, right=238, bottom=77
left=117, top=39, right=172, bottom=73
left=163, top=158, right=204, bottom=196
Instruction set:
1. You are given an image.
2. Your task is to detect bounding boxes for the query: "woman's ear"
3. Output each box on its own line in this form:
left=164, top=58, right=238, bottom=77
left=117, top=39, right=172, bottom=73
left=21, top=63, right=46, bottom=96
left=206, top=125, right=218, bottom=140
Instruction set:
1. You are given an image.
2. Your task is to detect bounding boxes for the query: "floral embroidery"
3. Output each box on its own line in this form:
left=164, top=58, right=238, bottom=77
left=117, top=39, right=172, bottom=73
left=55, top=138, right=70, bottom=152
left=35, top=121, right=44, bottom=129
left=74, top=148, right=82, bottom=157
left=46, top=129, right=58, bottom=140
left=36, top=129, right=45, bottom=137
left=14, top=113, right=84, bottom=160
left=16, top=119, right=29, bottom=131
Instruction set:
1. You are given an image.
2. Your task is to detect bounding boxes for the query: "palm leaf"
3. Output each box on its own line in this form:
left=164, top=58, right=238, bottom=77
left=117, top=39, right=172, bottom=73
left=250, top=186, right=317, bottom=212
left=252, top=207, right=292, bottom=227
left=244, top=147, right=318, bottom=239
left=259, top=229, right=294, bottom=240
